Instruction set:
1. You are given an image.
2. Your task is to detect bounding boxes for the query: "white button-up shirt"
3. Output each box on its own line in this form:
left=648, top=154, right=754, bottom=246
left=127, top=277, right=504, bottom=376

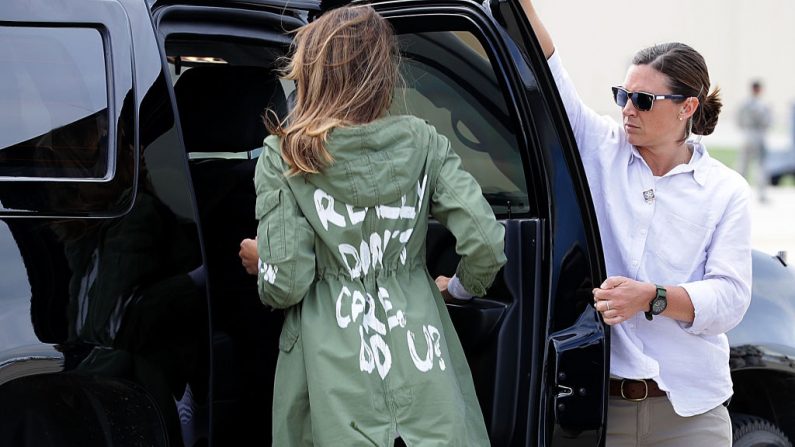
left=548, top=52, right=752, bottom=416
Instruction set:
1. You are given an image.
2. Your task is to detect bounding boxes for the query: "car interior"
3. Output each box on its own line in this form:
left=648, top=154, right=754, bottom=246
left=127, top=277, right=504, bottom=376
left=165, top=36, right=290, bottom=444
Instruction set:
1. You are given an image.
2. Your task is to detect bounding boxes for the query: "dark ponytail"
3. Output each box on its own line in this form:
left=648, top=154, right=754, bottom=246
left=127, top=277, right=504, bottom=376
left=633, top=42, right=721, bottom=137
left=692, top=87, right=722, bottom=136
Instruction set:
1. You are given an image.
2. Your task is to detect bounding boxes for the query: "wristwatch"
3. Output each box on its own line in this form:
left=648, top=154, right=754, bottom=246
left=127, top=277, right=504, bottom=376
left=645, top=284, right=667, bottom=321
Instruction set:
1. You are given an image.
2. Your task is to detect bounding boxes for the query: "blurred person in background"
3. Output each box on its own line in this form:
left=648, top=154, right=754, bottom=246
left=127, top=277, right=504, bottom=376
left=737, top=80, right=772, bottom=203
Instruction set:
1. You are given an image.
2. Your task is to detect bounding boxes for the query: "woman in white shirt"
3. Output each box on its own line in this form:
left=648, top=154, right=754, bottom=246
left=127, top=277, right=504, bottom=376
left=521, top=1, right=752, bottom=446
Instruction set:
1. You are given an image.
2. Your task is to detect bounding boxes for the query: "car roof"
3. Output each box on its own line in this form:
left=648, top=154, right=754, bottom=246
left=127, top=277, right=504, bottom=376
left=149, top=0, right=356, bottom=13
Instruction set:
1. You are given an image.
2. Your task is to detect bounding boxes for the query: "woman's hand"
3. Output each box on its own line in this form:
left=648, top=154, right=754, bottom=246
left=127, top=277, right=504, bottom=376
left=592, top=276, right=656, bottom=325
left=239, top=238, right=259, bottom=275
left=435, top=275, right=454, bottom=303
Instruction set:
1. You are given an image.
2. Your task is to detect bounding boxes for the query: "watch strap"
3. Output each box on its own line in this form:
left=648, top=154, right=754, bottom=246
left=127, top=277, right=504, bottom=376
left=644, top=284, right=666, bottom=321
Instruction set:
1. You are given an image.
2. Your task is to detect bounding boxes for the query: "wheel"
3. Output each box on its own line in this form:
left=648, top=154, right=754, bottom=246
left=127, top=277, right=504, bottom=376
left=0, top=373, right=169, bottom=447
left=732, top=413, right=792, bottom=447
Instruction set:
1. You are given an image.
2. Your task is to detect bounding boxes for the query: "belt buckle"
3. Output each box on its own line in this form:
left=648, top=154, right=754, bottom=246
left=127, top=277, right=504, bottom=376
left=620, top=379, right=648, bottom=402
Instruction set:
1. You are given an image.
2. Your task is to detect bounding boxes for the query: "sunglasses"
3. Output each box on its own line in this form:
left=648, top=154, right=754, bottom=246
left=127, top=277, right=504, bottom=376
left=611, top=86, right=687, bottom=112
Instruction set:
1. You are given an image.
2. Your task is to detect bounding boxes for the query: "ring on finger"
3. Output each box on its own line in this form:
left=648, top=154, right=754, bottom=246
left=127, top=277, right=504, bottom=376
left=606, top=301, right=611, bottom=311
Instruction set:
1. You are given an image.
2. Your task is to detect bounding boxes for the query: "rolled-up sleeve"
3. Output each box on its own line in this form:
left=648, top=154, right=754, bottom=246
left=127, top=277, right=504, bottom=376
left=253, top=146, right=316, bottom=309
left=680, top=185, right=752, bottom=335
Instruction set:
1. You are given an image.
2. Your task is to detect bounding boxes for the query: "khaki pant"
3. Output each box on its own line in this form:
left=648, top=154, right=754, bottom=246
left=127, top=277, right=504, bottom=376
left=606, top=396, right=731, bottom=446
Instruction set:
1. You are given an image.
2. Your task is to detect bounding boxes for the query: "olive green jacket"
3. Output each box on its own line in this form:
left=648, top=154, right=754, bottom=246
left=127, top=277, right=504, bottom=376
left=254, top=115, right=506, bottom=446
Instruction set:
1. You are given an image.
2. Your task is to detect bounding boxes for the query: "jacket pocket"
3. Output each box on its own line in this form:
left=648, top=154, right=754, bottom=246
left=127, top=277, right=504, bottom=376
left=255, top=189, right=280, bottom=220
left=279, top=328, right=299, bottom=352
left=256, top=190, right=288, bottom=262
left=279, top=307, right=301, bottom=353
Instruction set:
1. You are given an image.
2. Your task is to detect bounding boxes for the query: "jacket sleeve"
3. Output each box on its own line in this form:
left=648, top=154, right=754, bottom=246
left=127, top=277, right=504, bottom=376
left=429, top=132, right=507, bottom=296
left=253, top=148, right=316, bottom=309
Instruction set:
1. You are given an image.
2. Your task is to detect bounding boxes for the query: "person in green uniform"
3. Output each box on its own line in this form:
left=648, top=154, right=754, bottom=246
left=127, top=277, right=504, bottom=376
left=238, top=5, right=506, bottom=446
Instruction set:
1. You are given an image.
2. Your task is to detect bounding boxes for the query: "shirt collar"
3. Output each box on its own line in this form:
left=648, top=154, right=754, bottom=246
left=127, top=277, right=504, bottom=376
left=628, top=142, right=710, bottom=186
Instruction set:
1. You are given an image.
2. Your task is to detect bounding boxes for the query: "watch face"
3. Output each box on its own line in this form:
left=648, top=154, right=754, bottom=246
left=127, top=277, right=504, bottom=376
left=652, top=298, right=667, bottom=314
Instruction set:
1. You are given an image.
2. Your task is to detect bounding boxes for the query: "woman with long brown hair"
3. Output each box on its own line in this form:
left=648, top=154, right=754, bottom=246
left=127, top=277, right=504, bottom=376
left=239, top=5, right=504, bottom=445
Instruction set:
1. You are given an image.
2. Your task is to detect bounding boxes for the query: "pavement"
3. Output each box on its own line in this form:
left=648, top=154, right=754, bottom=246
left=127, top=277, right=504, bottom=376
left=749, top=185, right=795, bottom=260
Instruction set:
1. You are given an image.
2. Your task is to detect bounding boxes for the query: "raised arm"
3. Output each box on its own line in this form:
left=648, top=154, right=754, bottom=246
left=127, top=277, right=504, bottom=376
left=518, top=0, right=555, bottom=59
left=518, top=0, right=625, bottom=164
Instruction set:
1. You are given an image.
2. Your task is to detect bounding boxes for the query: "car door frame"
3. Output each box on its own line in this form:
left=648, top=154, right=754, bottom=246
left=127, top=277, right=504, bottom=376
left=486, top=1, right=609, bottom=445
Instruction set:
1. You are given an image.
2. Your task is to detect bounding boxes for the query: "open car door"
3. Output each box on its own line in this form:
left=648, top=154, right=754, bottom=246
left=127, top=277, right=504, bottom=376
left=376, top=1, right=609, bottom=445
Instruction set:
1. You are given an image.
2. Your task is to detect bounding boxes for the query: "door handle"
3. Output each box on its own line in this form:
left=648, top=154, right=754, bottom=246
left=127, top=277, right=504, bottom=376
left=556, top=384, right=573, bottom=399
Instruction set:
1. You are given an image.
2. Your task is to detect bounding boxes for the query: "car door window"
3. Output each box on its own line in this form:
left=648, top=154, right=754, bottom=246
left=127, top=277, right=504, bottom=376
left=0, top=26, right=109, bottom=179
left=392, top=31, right=530, bottom=216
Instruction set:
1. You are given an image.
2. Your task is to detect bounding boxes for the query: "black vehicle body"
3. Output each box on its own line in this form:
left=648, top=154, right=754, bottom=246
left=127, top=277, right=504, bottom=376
left=766, top=146, right=795, bottom=186
left=765, top=117, right=795, bottom=185
left=0, top=0, right=792, bottom=446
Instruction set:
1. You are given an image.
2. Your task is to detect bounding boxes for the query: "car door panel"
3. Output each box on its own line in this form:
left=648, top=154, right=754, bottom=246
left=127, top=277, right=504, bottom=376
left=427, top=218, right=541, bottom=445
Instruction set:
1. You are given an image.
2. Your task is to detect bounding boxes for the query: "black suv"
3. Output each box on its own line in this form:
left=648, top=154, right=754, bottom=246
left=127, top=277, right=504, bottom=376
left=1, top=1, right=794, bottom=446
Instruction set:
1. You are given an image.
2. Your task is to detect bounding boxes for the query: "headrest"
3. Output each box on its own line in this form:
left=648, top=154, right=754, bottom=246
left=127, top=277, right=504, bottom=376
left=174, top=65, right=287, bottom=153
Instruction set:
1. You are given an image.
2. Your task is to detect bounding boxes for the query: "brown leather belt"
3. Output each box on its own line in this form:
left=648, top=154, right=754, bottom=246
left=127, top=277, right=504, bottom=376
left=609, top=379, right=666, bottom=401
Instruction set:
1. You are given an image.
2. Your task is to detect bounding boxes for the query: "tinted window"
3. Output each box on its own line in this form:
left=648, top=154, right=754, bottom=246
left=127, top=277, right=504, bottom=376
left=394, top=32, right=529, bottom=215
left=0, top=26, right=109, bottom=179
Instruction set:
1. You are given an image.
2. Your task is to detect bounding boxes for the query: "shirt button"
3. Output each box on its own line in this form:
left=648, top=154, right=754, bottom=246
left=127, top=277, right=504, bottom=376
left=632, top=260, right=639, bottom=267
left=640, top=229, right=647, bottom=235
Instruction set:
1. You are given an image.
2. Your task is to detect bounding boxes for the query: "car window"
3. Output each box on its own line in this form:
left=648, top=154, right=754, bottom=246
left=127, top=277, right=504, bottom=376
left=164, top=38, right=288, bottom=160
left=393, top=31, right=530, bottom=215
left=0, top=26, right=109, bottom=179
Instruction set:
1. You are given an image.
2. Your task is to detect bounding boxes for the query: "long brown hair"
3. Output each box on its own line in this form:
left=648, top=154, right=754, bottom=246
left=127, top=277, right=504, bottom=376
left=268, top=6, right=400, bottom=175
left=633, top=42, right=722, bottom=139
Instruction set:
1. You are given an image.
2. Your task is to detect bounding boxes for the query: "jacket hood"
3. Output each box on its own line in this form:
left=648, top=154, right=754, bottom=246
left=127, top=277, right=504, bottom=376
left=303, top=115, right=430, bottom=208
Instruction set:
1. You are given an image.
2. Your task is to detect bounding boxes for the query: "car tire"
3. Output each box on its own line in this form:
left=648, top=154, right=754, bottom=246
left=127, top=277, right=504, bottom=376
left=732, top=413, right=793, bottom=447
